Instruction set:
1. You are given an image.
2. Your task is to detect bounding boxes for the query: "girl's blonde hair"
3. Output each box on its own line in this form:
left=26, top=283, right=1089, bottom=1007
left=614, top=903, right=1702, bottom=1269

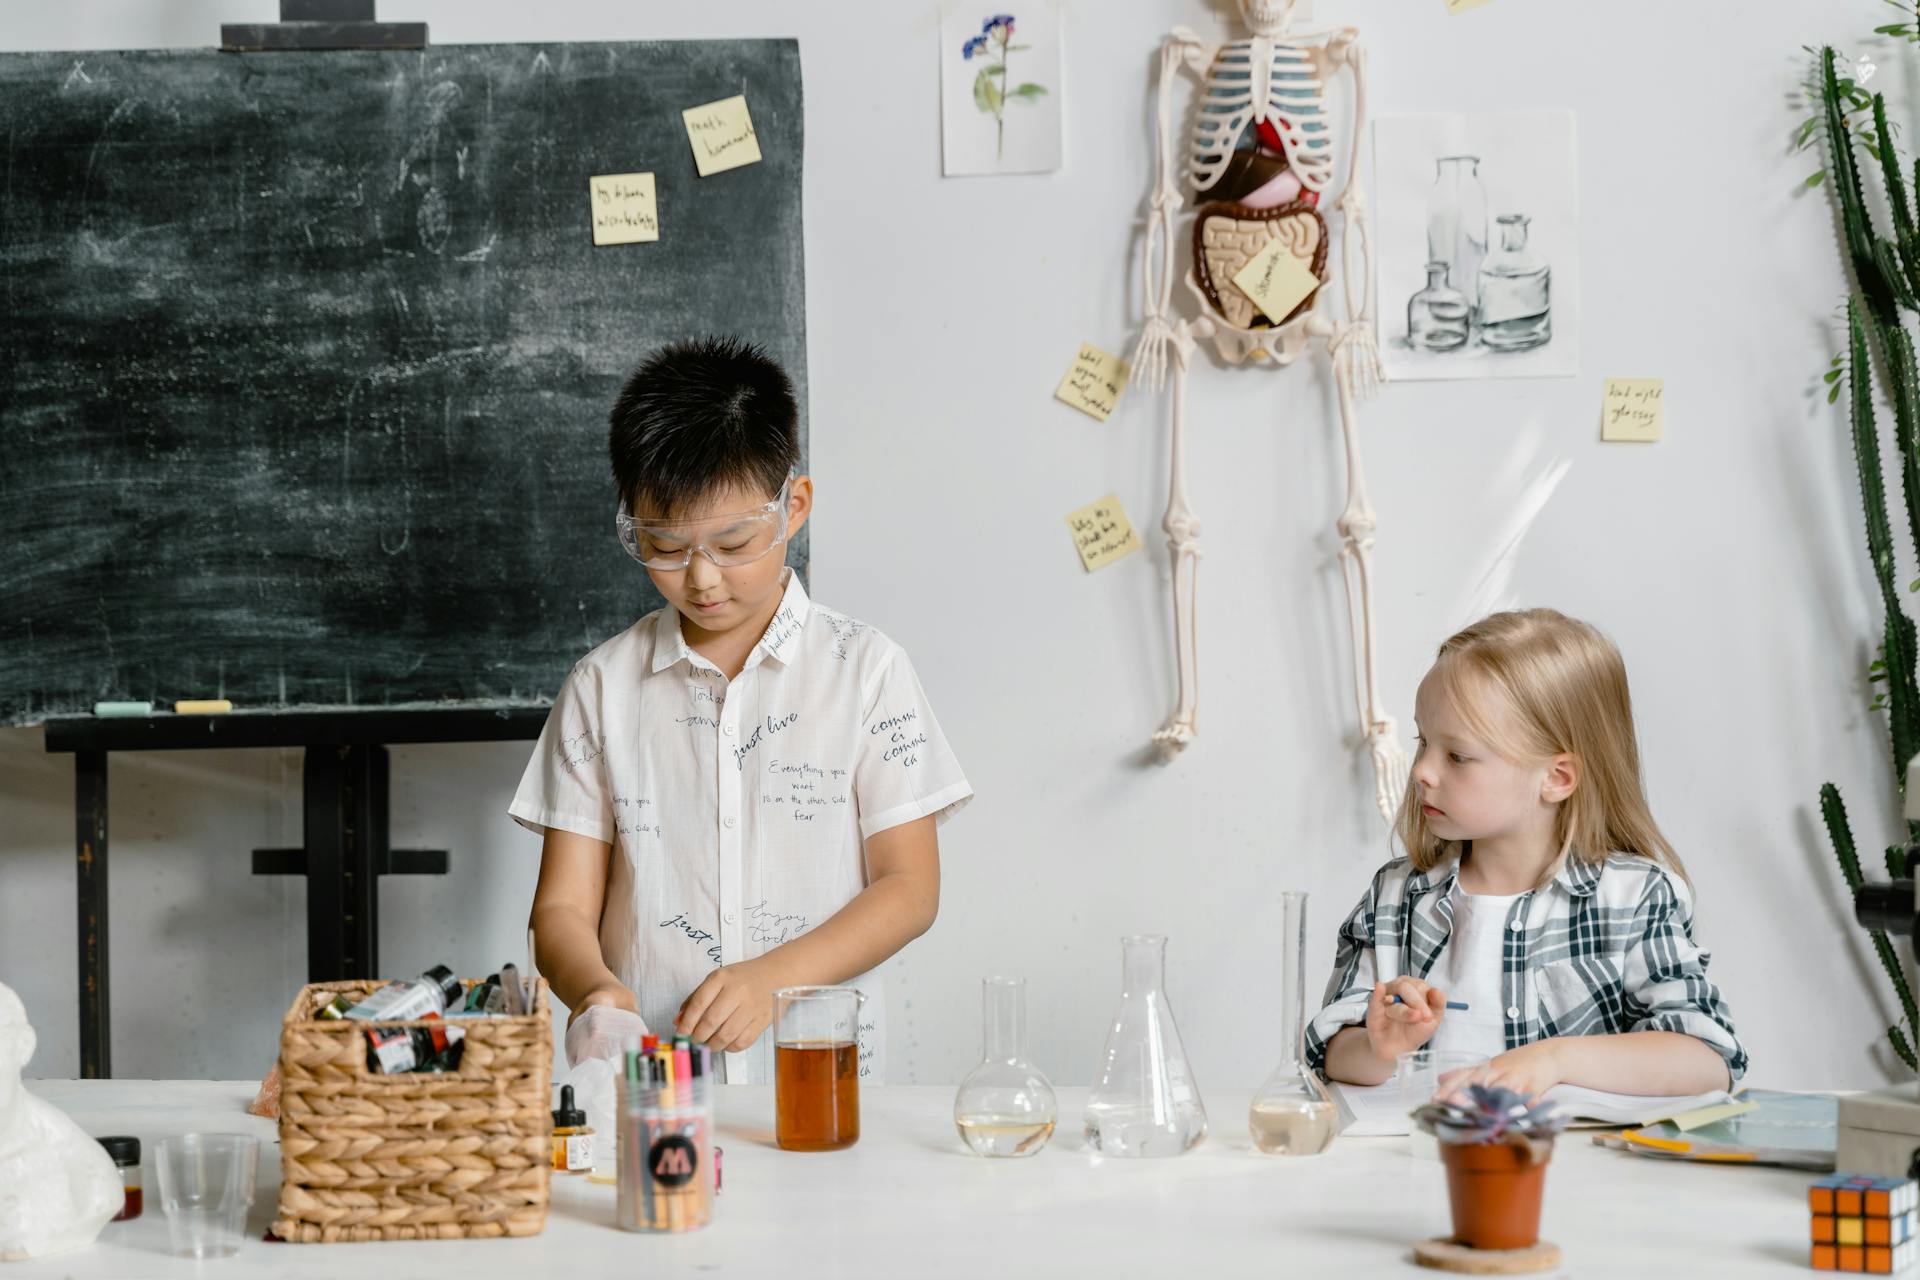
left=1394, top=609, right=1685, bottom=882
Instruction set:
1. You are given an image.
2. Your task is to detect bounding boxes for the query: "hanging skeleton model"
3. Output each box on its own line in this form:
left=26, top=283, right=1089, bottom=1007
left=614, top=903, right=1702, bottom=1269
left=1131, top=0, right=1405, bottom=823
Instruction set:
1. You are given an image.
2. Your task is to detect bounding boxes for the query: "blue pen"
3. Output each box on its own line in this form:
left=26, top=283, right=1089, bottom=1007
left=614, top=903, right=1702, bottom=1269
left=1390, top=995, right=1470, bottom=1011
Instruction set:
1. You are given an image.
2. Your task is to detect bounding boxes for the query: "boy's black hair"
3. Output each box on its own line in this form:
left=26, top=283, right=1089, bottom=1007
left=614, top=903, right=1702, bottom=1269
left=609, top=336, right=800, bottom=517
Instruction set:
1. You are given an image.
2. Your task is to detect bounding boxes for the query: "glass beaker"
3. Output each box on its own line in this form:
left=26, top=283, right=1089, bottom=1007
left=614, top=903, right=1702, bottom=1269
left=1477, top=213, right=1551, bottom=351
left=953, top=977, right=1058, bottom=1157
left=1248, top=890, right=1339, bottom=1155
left=152, top=1133, right=258, bottom=1259
left=1084, top=935, right=1208, bottom=1157
left=1426, top=155, right=1487, bottom=322
left=774, top=986, right=863, bottom=1151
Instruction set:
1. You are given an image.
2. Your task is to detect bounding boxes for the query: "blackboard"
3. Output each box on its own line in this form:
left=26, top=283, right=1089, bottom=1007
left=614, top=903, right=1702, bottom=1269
left=0, top=40, right=807, bottom=727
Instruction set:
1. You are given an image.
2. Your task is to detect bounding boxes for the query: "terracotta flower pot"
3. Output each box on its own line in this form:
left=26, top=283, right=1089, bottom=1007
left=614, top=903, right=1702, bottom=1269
left=1439, top=1137, right=1552, bottom=1251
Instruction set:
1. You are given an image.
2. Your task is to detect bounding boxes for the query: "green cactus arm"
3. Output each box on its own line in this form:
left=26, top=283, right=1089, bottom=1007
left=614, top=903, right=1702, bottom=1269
left=1893, top=1025, right=1919, bottom=1072
left=1826, top=50, right=1906, bottom=320
left=1825, top=782, right=1865, bottom=887
left=1823, top=787, right=1920, bottom=1070
left=1873, top=94, right=1920, bottom=295
left=1849, top=300, right=1920, bottom=772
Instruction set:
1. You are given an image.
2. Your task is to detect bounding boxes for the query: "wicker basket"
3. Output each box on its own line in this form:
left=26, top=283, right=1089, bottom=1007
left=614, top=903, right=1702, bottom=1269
left=270, top=977, right=553, bottom=1242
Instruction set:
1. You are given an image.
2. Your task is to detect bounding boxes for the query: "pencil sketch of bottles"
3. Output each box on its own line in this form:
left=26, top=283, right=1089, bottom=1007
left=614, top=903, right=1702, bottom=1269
left=1406, top=153, right=1551, bottom=355
left=1426, top=156, right=1486, bottom=326
left=1476, top=213, right=1551, bottom=351
left=1408, top=261, right=1469, bottom=352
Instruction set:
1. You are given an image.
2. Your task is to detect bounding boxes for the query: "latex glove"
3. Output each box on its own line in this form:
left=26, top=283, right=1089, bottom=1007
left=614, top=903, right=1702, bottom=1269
left=565, top=1003, right=648, bottom=1069
left=556, top=1055, right=617, bottom=1170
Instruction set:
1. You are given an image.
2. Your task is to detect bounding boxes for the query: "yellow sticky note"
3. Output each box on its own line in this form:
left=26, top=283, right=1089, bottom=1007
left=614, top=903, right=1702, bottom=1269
left=1055, top=344, right=1132, bottom=422
left=1065, top=494, right=1143, bottom=573
left=682, top=95, right=762, bottom=177
left=1601, top=378, right=1665, bottom=442
left=1230, top=237, right=1320, bottom=325
left=1446, top=0, right=1493, bottom=12
left=589, top=172, right=658, bottom=246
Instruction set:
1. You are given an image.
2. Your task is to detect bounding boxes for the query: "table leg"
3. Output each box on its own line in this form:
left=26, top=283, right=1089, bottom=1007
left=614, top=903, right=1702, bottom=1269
left=303, top=745, right=382, bottom=980
left=75, top=749, right=109, bottom=1079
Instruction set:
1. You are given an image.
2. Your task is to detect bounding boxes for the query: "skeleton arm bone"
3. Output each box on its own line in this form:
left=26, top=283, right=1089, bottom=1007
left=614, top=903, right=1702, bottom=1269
left=1322, top=30, right=1382, bottom=402
left=1133, top=27, right=1212, bottom=393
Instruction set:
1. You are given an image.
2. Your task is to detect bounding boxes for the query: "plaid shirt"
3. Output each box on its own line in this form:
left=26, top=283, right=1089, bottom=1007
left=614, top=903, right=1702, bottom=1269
left=1305, top=852, right=1747, bottom=1084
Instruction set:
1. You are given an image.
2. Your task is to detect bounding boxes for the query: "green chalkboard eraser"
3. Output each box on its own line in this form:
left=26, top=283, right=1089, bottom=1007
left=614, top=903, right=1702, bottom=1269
left=93, top=701, right=154, bottom=716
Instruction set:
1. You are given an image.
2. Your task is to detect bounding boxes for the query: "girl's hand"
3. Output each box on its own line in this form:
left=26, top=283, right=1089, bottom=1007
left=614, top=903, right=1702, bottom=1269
left=569, top=981, right=638, bottom=1028
left=1461, top=1039, right=1566, bottom=1100
left=1365, top=977, right=1448, bottom=1061
left=676, top=958, right=781, bottom=1052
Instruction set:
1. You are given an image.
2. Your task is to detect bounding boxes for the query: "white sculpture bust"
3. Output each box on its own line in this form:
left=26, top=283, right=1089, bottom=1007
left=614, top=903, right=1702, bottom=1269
left=0, top=983, right=120, bottom=1261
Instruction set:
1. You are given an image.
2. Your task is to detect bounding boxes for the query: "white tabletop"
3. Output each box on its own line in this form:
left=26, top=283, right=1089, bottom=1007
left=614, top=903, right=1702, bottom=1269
left=20, top=1080, right=1812, bottom=1277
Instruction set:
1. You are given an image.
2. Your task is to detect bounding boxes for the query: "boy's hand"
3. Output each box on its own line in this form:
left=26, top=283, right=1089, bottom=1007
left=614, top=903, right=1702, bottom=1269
left=676, top=958, right=780, bottom=1052
left=1365, top=977, right=1448, bottom=1061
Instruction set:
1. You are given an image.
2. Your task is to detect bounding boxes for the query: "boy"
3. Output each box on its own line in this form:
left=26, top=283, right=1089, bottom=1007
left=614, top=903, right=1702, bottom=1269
left=511, top=337, right=971, bottom=1082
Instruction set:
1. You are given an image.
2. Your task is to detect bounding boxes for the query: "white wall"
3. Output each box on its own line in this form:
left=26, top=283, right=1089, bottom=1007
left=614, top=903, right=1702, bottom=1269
left=0, top=0, right=1903, bottom=1095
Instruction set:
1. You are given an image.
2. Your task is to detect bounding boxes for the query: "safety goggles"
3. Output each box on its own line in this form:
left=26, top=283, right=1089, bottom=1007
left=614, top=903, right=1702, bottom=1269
left=615, top=474, right=794, bottom=571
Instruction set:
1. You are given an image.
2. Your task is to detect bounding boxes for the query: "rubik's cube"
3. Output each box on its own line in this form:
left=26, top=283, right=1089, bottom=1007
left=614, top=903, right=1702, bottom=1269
left=1811, top=1173, right=1919, bottom=1273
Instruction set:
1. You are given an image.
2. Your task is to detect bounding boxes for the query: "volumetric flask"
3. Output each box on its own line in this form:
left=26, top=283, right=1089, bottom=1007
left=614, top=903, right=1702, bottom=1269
left=953, top=976, right=1057, bottom=1157
left=774, top=986, right=863, bottom=1151
left=1083, top=934, right=1207, bottom=1157
left=1248, top=889, right=1338, bottom=1155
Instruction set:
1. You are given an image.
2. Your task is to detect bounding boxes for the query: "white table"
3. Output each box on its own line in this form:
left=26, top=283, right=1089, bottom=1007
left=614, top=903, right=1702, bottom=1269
left=20, top=1080, right=1813, bottom=1276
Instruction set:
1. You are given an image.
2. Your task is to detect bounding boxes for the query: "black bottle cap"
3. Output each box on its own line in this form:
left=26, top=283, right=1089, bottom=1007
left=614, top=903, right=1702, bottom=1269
left=97, top=1135, right=140, bottom=1164
left=423, top=964, right=461, bottom=1008
left=553, top=1084, right=586, bottom=1129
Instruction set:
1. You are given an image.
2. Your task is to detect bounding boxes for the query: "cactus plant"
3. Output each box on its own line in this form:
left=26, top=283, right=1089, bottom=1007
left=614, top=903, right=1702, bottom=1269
left=1816, top=43, right=1920, bottom=1071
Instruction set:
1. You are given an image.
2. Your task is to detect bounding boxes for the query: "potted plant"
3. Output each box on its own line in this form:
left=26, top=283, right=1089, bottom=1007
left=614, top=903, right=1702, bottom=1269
left=1411, top=1084, right=1569, bottom=1252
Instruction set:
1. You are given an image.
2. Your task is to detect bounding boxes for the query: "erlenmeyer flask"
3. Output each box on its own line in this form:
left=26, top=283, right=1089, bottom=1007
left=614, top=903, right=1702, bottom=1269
left=1083, top=935, right=1207, bottom=1157
left=1248, top=890, right=1338, bottom=1155
left=952, top=977, right=1057, bottom=1157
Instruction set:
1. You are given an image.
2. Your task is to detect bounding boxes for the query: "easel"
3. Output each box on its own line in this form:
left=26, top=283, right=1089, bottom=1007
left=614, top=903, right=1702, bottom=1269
left=221, top=0, right=425, bottom=51
left=44, top=707, right=545, bottom=1078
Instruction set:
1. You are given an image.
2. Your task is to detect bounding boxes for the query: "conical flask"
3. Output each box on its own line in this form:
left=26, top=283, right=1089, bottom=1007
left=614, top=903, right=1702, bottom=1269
left=1248, top=889, right=1338, bottom=1155
left=1083, top=934, right=1207, bottom=1157
left=952, top=977, right=1057, bottom=1157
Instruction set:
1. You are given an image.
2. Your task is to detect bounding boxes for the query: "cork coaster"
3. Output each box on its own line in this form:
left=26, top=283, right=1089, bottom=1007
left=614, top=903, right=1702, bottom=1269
left=1413, top=1237, right=1563, bottom=1274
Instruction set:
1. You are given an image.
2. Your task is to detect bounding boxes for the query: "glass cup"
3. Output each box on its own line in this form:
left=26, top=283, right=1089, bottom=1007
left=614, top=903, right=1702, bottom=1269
left=153, top=1133, right=258, bottom=1259
left=773, top=986, right=864, bottom=1151
left=1398, top=1050, right=1491, bottom=1162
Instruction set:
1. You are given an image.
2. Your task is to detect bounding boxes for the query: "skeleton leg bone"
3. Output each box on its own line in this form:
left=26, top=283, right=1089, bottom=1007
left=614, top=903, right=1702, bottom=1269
left=1328, top=339, right=1406, bottom=822
left=1152, top=319, right=1204, bottom=758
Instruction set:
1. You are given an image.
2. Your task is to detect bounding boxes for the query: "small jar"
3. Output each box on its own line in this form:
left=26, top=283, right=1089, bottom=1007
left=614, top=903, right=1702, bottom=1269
left=551, top=1085, right=593, bottom=1174
left=96, top=1136, right=141, bottom=1221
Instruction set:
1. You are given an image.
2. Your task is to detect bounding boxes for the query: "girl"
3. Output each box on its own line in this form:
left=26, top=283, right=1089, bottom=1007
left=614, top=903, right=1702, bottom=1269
left=1308, top=609, right=1746, bottom=1097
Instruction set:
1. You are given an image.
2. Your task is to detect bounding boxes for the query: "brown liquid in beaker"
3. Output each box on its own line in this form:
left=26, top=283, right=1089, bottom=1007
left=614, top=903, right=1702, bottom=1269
left=775, top=1040, right=859, bottom=1151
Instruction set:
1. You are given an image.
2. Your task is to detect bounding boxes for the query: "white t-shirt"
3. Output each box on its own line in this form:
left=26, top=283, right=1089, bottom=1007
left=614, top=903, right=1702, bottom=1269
left=509, top=569, right=973, bottom=1083
left=1425, top=883, right=1522, bottom=1062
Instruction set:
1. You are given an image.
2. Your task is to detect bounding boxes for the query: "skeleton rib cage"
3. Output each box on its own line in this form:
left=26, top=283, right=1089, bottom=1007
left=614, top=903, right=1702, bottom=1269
left=1190, top=40, right=1334, bottom=197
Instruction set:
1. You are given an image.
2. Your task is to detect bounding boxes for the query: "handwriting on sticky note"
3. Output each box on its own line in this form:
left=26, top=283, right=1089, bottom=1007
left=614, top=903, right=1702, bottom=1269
left=1601, top=378, right=1664, bottom=442
left=1055, top=344, right=1132, bottom=422
left=1066, top=494, right=1142, bottom=572
left=589, top=172, right=658, bottom=246
left=682, top=95, right=762, bottom=177
left=1445, top=0, right=1493, bottom=12
left=1231, top=238, right=1320, bottom=324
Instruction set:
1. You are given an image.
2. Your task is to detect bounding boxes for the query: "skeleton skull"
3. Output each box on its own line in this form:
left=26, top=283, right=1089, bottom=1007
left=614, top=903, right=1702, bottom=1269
left=1236, top=0, right=1296, bottom=36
